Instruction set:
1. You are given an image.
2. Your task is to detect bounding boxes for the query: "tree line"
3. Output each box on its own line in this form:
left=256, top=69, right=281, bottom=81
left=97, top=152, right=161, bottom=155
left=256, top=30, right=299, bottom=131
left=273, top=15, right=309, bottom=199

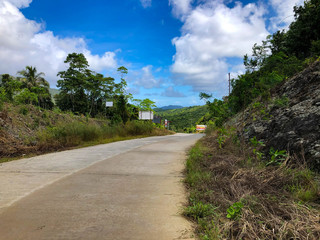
left=201, top=0, right=320, bottom=127
left=0, top=53, right=156, bottom=123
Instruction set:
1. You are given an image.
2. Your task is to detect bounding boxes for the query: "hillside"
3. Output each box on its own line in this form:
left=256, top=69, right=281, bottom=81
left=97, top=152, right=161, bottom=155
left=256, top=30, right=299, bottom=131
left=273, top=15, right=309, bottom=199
left=154, top=105, right=183, bottom=111
left=233, top=60, right=320, bottom=170
left=184, top=62, right=320, bottom=239
left=49, top=88, right=60, bottom=97
left=155, top=105, right=208, bottom=132
left=0, top=103, right=171, bottom=159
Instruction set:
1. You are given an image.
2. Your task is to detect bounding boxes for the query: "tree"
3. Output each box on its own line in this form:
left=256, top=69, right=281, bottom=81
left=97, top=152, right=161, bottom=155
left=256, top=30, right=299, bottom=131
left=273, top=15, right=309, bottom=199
left=0, top=74, right=21, bottom=101
left=114, top=94, right=130, bottom=123
left=133, top=98, right=156, bottom=111
left=18, top=66, right=49, bottom=90
left=14, top=88, right=38, bottom=105
left=115, top=66, right=128, bottom=96
left=17, top=66, right=53, bottom=109
left=285, top=0, right=320, bottom=58
left=244, top=42, right=269, bottom=72
left=57, top=53, right=90, bottom=114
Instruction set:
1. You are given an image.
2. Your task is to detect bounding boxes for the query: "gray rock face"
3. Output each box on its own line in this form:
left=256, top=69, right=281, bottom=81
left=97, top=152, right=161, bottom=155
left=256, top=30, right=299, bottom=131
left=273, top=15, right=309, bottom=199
left=238, top=61, right=320, bottom=171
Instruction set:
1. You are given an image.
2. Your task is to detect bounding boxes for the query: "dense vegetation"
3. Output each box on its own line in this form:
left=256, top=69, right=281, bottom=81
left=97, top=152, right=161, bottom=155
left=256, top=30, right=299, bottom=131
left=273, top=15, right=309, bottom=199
left=0, top=53, right=156, bottom=124
left=0, top=66, right=54, bottom=110
left=201, top=0, right=320, bottom=127
left=0, top=54, right=167, bottom=159
left=155, top=105, right=207, bottom=132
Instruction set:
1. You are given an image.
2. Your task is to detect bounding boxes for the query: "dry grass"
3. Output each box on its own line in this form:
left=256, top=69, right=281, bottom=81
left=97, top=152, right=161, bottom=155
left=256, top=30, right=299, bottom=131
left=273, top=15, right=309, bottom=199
left=185, top=130, right=320, bottom=240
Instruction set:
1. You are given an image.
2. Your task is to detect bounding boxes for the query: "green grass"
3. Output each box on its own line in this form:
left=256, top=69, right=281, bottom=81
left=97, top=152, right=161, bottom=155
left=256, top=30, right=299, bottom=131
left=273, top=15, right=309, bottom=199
left=37, top=120, right=158, bottom=149
left=1, top=120, right=171, bottom=164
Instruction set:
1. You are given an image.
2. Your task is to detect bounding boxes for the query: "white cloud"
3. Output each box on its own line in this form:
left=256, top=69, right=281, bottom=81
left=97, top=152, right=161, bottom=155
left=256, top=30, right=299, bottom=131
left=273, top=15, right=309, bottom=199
left=269, top=0, right=304, bottom=30
left=140, top=0, right=152, bottom=8
left=162, top=86, right=186, bottom=97
left=2, top=0, right=31, bottom=8
left=170, top=0, right=269, bottom=97
left=169, top=0, right=193, bottom=20
left=0, top=0, right=117, bottom=88
left=134, top=65, right=161, bottom=89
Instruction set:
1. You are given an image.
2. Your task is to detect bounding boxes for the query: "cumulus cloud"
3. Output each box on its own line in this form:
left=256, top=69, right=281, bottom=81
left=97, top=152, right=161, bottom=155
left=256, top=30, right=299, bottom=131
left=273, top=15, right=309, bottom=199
left=161, top=86, right=186, bottom=97
left=169, top=0, right=193, bottom=20
left=170, top=0, right=269, bottom=97
left=140, top=0, right=152, bottom=8
left=134, top=65, right=162, bottom=89
left=269, top=0, right=304, bottom=30
left=3, top=0, right=31, bottom=8
left=0, top=0, right=117, bottom=87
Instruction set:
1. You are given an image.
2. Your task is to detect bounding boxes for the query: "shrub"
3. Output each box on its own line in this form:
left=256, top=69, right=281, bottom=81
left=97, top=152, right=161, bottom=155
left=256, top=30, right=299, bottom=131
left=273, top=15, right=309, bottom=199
left=184, top=202, right=217, bottom=220
left=124, top=120, right=153, bottom=136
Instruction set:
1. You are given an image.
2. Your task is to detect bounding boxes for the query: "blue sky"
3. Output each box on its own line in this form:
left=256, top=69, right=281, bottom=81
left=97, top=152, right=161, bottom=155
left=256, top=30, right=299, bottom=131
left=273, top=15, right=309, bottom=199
left=0, top=0, right=303, bottom=107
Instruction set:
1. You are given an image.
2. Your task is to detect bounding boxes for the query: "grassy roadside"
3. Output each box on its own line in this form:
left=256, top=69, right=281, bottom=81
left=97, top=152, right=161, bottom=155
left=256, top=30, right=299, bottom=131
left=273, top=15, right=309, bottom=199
left=0, top=103, right=173, bottom=163
left=184, top=128, right=320, bottom=239
left=0, top=132, right=170, bottom=164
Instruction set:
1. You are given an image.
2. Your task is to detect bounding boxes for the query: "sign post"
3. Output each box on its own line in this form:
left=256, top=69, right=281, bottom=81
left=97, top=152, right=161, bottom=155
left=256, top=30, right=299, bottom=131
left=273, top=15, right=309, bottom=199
left=105, top=102, right=113, bottom=107
left=139, top=111, right=154, bottom=120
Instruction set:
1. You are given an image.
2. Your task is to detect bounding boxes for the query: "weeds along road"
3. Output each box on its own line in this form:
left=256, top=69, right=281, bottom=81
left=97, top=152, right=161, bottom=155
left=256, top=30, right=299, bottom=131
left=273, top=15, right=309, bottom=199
left=0, top=133, right=202, bottom=240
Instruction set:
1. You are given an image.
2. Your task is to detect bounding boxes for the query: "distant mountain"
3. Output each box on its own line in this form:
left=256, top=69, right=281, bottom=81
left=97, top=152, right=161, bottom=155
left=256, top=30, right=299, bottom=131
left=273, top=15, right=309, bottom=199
left=155, top=105, right=184, bottom=111
left=49, top=88, right=60, bottom=96
left=154, top=105, right=208, bottom=131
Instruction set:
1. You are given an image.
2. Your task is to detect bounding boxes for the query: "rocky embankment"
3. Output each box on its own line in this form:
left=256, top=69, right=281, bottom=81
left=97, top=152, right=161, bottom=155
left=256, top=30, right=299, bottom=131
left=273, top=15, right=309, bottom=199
left=234, top=61, right=320, bottom=171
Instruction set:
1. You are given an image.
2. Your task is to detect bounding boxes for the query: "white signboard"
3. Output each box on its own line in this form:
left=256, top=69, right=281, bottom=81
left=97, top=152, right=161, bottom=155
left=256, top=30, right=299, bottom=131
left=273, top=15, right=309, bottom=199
left=139, top=111, right=154, bottom=120
left=106, top=101, right=113, bottom=107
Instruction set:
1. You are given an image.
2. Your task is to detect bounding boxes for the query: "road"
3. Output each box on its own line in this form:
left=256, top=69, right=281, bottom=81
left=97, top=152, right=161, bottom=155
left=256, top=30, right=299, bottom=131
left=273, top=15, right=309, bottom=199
left=0, top=133, right=202, bottom=240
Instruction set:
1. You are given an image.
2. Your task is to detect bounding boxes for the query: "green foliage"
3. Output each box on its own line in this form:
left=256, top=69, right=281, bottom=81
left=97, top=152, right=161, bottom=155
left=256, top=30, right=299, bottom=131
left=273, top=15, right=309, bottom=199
left=274, top=96, right=289, bottom=107
left=184, top=202, right=217, bottom=220
left=56, top=53, right=134, bottom=121
left=226, top=201, right=244, bottom=220
left=185, top=142, right=208, bottom=187
left=14, top=88, right=38, bottom=105
left=266, top=148, right=287, bottom=166
left=0, top=87, right=6, bottom=110
left=286, top=168, right=319, bottom=202
left=155, top=105, right=207, bottom=132
left=0, top=74, right=22, bottom=101
left=250, top=136, right=265, bottom=148
left=285, top=0, right=320, bottom=59
left=133, top=98, right=156, bottom=111
left=19, top=106, right=29, bottom=115
left=17, top=66, right=53, bottom=109
left=38, top=120, right=160, bottom=148
left=124, top=120, right=153, bottom=135
left=204, top=120, right=215, bottom=136
left=217, top=128, right=227, bottom=149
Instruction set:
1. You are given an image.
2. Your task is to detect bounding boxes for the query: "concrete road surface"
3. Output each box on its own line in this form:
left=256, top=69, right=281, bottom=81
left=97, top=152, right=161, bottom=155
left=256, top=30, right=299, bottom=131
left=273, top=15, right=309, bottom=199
left=0, top=133, right=202, bottom=240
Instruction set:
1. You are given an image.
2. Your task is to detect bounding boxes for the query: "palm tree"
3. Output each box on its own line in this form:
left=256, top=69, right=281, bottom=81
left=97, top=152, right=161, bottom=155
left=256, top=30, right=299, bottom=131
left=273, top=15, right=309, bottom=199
left=17, top=66, right=49, bottom=90
left=17, top=66, right=53, bottom=109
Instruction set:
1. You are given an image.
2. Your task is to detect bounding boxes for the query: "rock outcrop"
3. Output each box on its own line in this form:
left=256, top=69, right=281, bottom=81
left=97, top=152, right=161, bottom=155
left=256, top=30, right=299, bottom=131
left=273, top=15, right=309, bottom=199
left=235, top=61, right=320, bottom=171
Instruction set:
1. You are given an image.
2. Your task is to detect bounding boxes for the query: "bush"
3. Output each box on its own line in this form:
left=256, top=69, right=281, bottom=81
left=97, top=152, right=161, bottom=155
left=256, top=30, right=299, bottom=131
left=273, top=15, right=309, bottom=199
left=184, top=202, right=217, bottom=220
left=37, top=120, right=158, bottom=149
left=19, top=106, right=29, bottom=115
left=124, top=120, right=154, bottom=136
